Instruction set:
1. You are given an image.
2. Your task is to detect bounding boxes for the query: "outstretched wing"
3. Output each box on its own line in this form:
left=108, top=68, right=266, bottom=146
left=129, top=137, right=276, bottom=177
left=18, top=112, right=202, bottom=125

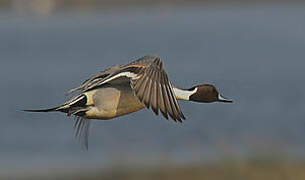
left=130, top=57, right=185, bottom=122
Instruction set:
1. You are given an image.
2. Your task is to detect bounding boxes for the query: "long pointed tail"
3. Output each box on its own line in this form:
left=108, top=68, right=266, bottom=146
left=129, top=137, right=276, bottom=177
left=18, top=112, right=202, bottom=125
left=23, top=94, right=87, bottom=114
left=22, top=106, right=62, bottom=113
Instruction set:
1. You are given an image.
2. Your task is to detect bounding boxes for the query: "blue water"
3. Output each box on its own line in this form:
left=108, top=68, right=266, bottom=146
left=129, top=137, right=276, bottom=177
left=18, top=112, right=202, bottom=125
left=1, top=4, right=305, bottom=176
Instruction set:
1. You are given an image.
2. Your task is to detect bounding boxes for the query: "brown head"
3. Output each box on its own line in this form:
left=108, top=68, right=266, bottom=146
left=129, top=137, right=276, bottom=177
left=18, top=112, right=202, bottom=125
left=189, top=84, right=232, bottom=103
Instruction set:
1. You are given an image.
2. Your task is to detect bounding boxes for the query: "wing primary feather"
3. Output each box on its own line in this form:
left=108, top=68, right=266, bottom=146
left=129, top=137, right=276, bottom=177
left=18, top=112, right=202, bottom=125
left=75, top=117, right=83, bottom=138
left=159, top=86, right=169, bottom=119
left=154, top=57, right=162, bottom=68
left=164, top=84, right=179, bottom=121
left=148, top=69, right=157, bottom=114
left=168, top=82, right=185, bottom=120
left=143, top=78, right=152, bottom=108
left=154, top=70, right=167, bottom=118
left=135, top=74, right=149, bottom=102
left=74, top=116, right=81, bottom=129
left=143, top=68, right=154, bottom=108
left=161, top=73, right=176, bottom=121
left=170, top=82, right=186, bottom=120
left=166, top=83, right=183, bottom=122
left=163, top=73, right=180, bottom=121
left=158, top=71, right=169, bottom=120
left=150, top=70, right=159, bottom=115
left=74, top=117, right=91, bottom=150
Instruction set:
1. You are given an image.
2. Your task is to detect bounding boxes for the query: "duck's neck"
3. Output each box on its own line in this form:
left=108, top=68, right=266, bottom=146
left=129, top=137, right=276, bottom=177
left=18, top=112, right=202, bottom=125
left=172, top=86, right=197, bottom=101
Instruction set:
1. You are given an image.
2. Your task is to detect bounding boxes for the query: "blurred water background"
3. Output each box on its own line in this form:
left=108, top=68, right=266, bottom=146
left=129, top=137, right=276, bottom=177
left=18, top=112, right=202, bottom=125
left=1, top=0, right=305, bottom=179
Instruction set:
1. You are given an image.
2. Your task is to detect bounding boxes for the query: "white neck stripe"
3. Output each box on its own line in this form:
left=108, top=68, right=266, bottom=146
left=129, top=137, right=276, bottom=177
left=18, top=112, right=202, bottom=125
left=173, top=87, right=197, bottom=101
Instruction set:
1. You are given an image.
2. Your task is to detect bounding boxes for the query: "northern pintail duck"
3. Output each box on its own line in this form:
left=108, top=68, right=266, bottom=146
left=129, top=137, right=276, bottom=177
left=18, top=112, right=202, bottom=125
left=25, top=55, right=232, bottom=148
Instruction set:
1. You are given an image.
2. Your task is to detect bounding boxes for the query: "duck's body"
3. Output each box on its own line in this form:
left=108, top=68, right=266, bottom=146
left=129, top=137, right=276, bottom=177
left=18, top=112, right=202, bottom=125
left=25, top=55, right=232, bottom=148
left=84, top=82, right=145, bottom=119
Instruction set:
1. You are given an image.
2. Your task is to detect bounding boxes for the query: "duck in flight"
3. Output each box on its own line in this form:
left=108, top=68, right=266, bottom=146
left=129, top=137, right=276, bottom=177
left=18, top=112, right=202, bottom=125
left=24, top=55, right=232, bottom=148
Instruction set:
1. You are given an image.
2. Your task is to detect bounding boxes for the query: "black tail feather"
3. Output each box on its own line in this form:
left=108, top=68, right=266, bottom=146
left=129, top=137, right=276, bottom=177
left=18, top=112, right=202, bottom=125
left=23, top=95, right=87, bottom=114
left=22, top=107, right=59, bottom=112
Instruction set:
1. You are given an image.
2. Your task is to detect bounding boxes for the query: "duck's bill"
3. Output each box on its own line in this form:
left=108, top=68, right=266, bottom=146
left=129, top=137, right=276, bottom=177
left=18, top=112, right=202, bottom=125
left=218, top=94, right=233, bottom=103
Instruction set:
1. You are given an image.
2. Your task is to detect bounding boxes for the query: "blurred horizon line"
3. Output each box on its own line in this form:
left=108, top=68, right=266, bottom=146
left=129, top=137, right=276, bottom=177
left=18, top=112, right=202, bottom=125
left=1, top=0, right=305, bottom=16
